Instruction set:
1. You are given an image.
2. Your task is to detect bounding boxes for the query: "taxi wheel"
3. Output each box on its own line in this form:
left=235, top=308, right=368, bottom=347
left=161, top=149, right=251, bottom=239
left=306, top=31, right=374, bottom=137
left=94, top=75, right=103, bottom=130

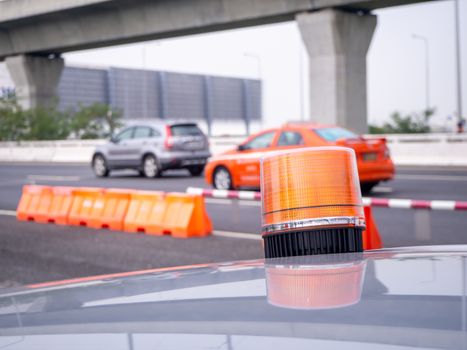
left=360, top=181, right=378, bottom=195
left=213, top=166, right=233, bottom=190
left=142, top=154, right=161, bottom=178
left=92, top=154, right=109, bottom=177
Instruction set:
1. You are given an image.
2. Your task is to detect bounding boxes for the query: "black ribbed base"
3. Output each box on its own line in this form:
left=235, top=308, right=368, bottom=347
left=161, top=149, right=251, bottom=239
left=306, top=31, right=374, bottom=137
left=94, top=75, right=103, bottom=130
left=263, top=227, right=363, bottom=258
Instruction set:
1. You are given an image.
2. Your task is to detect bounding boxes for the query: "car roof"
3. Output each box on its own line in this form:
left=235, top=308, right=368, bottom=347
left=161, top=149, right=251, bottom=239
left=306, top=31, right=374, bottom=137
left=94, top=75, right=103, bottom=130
left=0, top=245, right=465, bottom=349
left=283, top=121, right=338, bottom=129
left=123, top=119, right=201, bottom=129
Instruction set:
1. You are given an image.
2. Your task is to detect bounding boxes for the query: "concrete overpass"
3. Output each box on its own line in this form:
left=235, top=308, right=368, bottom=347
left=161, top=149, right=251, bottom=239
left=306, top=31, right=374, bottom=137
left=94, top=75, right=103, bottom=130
left=0, top=0, right=437, bottom=132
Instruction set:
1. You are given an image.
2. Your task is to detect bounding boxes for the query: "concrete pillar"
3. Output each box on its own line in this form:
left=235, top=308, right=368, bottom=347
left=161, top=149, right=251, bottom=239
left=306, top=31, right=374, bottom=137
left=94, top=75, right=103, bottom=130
left=5, top=54, right=64, bottom=109
left=296, top=10, right=376, bottom=134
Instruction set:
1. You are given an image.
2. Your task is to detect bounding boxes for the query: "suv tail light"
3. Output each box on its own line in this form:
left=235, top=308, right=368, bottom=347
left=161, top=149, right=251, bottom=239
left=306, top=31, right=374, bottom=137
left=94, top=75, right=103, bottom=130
left=165, top=126, right=174, bottom=150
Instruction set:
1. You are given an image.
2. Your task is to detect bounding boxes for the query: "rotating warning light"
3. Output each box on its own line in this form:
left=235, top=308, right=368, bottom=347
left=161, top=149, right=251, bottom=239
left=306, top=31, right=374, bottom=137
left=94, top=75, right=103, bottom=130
left=261, top=147, right=365, bottom=258
left=266, top=254, right=366, bottom=309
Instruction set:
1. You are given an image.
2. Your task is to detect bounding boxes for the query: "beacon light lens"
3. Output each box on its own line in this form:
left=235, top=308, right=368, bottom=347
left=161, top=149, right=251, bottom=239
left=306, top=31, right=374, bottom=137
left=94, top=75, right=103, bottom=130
left=260, top=147, right=366, bottom=258
left=266, top=255, right=366, bottom=310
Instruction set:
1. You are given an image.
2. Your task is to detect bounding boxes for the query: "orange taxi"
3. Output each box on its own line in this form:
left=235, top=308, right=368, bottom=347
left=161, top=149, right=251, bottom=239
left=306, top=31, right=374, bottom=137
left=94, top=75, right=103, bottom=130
left=205, top=122, right=395, bottom=193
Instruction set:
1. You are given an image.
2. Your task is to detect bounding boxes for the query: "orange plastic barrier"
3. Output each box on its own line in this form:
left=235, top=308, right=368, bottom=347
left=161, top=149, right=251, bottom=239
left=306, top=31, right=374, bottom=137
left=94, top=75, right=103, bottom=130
left=123, top=191, right=212, bottom=238
left=67, top=187, right=105, bottom=227
left=18, top=185, right=212, bottom=239
left=17, top=186, right=74, bottom=224
left=362, top=206, right=383, bottom=250
left=17, top=185, right=53, bottom=223
left=161, top=193, right=212, bottom=238
left=87, top=189, right=131, bottom=231
left=123, top=191, right=167, bottom=234
left=42, top=186, right=74, bottom=225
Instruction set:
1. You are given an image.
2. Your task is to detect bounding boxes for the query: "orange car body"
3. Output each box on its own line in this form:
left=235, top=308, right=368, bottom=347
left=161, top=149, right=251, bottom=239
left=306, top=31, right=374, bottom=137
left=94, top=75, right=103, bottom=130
left=205, top=123, right=395, bottom=191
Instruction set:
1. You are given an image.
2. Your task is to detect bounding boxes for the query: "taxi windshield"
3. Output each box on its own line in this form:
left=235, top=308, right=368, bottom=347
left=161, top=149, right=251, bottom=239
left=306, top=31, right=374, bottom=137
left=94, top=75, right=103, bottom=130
left=314, top=127, right=358, bottom=141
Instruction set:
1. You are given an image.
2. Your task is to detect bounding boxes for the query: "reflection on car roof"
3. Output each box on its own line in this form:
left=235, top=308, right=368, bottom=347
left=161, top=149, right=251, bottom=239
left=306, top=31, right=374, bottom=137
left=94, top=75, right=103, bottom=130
left=0, top=246, right=466, bottom=349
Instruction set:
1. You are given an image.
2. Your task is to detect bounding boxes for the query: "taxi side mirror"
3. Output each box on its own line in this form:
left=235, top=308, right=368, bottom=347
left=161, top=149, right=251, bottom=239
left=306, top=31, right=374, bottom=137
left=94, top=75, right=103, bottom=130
left=238, top=144, right=246, bottom=151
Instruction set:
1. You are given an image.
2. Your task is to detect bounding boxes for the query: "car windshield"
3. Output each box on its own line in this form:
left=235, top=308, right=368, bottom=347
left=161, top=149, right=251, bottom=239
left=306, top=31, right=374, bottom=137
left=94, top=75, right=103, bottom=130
left=314, top=127, right=358, bottom=141
left=170, top=124, right=203, bottom=136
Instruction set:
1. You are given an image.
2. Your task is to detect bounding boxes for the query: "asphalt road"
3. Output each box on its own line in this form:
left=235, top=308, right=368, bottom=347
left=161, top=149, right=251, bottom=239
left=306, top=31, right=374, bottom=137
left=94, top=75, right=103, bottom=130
left=0, top=162, right=467, bottom=286
left=0, top=215, right=261, bottom=287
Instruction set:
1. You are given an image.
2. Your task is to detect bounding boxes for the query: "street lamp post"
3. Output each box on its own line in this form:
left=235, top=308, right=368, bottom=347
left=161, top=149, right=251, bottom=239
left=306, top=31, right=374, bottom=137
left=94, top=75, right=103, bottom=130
left=412, top=34, right=430, bottom=113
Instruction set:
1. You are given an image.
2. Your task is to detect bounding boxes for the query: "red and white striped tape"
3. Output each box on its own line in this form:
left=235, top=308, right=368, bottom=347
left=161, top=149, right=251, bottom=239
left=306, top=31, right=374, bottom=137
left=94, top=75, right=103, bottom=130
left=361, top=197, right=467, bottom=210
left=186, top=187, right=467, bottom=211
left=187, top=187, right=262, bottom=201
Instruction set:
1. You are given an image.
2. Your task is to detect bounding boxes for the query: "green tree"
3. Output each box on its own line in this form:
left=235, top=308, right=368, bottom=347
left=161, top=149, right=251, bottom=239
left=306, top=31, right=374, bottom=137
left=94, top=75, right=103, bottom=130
left=0, top=97, right=121, bottom=141
left=369, top=108, right=434, bottom=134
left=0, top=95, right=27, bottom=141
left=22, top=107, right=71, bottom=140
left=69, top=103, right=122, bottom=139
left=0, top=95, right=71, bottom=141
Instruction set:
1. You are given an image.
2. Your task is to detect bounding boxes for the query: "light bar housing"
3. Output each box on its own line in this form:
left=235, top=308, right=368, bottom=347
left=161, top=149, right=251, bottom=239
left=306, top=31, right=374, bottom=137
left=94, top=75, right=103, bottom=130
left=261, top=147, right=365, bottom=258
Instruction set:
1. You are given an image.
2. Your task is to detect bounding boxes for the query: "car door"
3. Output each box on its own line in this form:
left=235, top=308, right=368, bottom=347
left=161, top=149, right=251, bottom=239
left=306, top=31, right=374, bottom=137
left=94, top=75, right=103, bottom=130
left=128, top=126, right=155, bottom=166
left=235, top=130, right=278, bottom=187
left=106, top=127, right=136, bottom=167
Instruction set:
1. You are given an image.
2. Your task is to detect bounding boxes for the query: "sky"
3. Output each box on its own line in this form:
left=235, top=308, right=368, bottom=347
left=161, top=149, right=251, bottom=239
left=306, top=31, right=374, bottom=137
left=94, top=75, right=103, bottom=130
left=1, top=0, right=466, bottom=129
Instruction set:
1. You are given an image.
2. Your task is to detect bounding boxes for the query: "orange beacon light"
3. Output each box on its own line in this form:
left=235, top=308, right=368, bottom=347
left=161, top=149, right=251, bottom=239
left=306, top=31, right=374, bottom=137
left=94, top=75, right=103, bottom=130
left=261, top=147, right=366, bottom=258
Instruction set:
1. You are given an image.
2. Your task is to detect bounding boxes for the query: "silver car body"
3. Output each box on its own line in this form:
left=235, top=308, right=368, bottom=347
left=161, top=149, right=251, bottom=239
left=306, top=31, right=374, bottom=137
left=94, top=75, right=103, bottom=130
left=92, top=121, right=210, bottom=173
left=0, top=245, right=466, bottom=349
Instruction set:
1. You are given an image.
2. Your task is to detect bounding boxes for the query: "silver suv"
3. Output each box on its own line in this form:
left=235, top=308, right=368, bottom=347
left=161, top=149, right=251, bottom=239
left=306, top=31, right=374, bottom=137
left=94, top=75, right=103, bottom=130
left=92, top=122, right=211, bottom=178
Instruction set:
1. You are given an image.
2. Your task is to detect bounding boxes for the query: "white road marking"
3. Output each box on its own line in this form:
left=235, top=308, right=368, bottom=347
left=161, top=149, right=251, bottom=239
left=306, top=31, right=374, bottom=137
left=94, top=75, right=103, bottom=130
left=213, top=230, right=261, bottom=240
left=205, top=198, right=235, bottom=205
left=0, top=209, right=16, bottom=216
left=372, top=186, right=393, bottom=193
left=238, top=200, right=261, bottom=207
left=396, top=174, right=467, bottom=182
left=27, top=175, right=81, bottom=182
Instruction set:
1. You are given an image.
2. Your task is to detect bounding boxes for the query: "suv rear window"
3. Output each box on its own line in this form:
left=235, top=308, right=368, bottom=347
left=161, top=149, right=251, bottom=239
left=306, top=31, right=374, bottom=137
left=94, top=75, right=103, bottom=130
left=314, top=127, right=358, bottom=142
left=170, top=124, right=204, bottom=136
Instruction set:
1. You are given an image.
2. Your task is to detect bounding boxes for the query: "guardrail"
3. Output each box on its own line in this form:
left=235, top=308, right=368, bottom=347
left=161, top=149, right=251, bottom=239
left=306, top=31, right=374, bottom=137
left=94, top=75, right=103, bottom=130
left=365, top=133, right=467, bottom=166
left=0, top=139, right=106, bottom=162
left=366, top=133, right=467, bottom=143
left=1, top=133, right=466, bottom=165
